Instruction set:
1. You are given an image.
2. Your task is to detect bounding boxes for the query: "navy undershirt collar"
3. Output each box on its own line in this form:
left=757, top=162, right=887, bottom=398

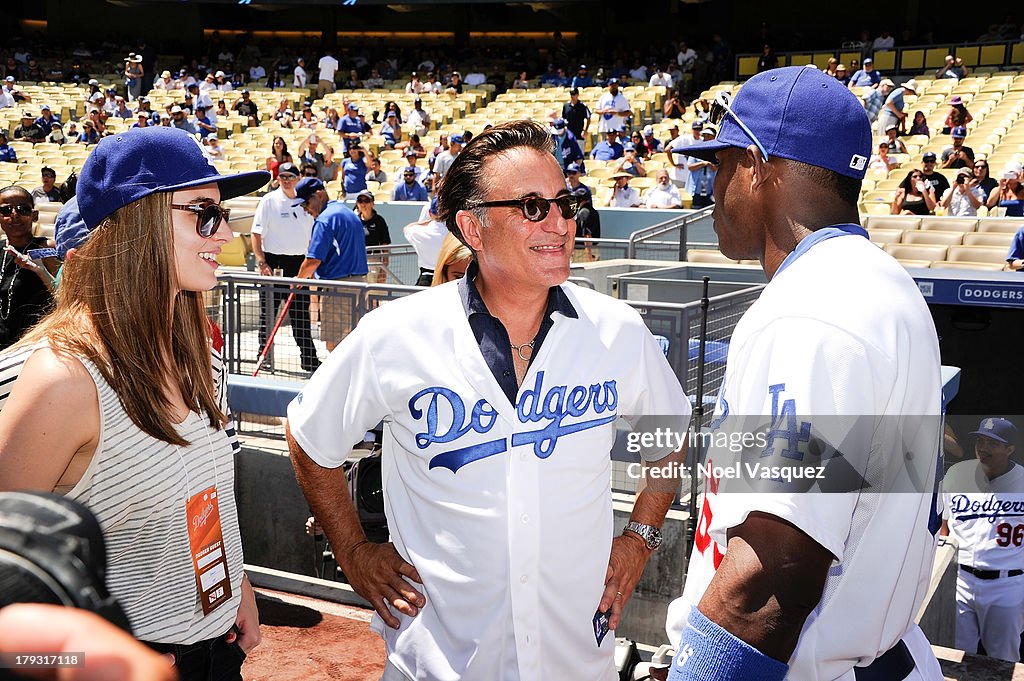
left=774, top=223, right=869, bottom=277
left=458, top=261, right=578, bottom=405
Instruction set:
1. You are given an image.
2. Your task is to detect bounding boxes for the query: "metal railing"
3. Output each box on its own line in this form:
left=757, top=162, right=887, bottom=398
left=216, top=269, right=761, bottom=391
left=626, top=205, right=715, bottom=261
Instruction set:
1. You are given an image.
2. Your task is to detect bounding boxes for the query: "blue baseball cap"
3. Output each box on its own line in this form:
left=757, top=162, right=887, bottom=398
left=54, top=196, right=87, bottom=259
left=565, top=162, right=582, bottom=173
left=291, top=177, right=326, bottom=206
left=970, top=418, right=1017, bottom=445
left=685, top=66, right=872, bottom=180
left=76, top=127, right=270, bottom=230
left=951, top=126, right=968, bottom=139
left=450, top=134, right=465, bottom=145
left=622, top=142, right=636, bottom=151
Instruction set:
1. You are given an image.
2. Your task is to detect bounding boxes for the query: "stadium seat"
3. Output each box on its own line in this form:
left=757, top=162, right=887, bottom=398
left=963, top=231, right=1014, bottom=247
left=217, top=235, right=250, bottom=268
left=883, top=243, right=949, bottom=261
left=946, top=245, right=1010, bottom=264
left=975, top=218, right=1023, bottom=233
left=867, top=228, right=903, bottom=244
left=686, top=249, right=736, bottom=264
left=902, top=230, right=965, bottom=245
left=865, top=216, right=923, bottom=232
left=930, top=260, right=1006, bottom=271
left=919, top=217, right=978, bottom=232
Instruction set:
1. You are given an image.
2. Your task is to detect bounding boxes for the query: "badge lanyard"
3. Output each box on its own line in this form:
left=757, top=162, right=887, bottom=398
left=176, top=413, right=233, bottom=616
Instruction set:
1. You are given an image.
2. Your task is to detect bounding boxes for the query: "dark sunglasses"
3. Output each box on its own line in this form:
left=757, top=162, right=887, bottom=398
left=0, top=204, right=33, bottom=217
left=171, top=202, right=231, bottom=237
left=356, top=197, right=374, bottom=203
left=478, top=194, right=581, bottom=222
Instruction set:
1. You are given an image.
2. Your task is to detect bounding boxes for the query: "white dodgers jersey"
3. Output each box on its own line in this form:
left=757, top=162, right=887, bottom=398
left=944, top=460, right=1024, bottom=571
left=666, top=231, right=944, bottom=681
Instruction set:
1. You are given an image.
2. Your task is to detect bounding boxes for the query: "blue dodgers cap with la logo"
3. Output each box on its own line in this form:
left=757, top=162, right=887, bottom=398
left=970, top=417, right=1018, bottom=445
left=686, top=66, right=873, bottom=180
left=76, top=126, right=270, bottom=230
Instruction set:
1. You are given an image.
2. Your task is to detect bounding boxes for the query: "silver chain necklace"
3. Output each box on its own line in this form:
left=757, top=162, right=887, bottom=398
left=510, top=338, right=536, bottom=362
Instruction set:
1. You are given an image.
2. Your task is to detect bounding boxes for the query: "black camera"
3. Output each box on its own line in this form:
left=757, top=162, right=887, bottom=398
left=0, top=492, right=129, bottom=629
left=957, top=174, right=966, bottom=185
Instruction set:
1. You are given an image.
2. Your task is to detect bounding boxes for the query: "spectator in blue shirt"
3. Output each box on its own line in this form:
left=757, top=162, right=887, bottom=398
left=0, top=133, right=16, bottom=163
left=590, top=131, right=624, bottom=161
left=34, top=105, right=60, bottom=136
left=848, top=57, right=881, bottom=88
left=338, top=103, right=364, bottom=151
left=293, top=178, right=369, bottom=350
left=394, top=167, right=428, bottom=201
left=570, top=64, right=593, bottom=89
left=342, top=143, right=368, bottom=197
left=550, top=118, right=583, bottom=170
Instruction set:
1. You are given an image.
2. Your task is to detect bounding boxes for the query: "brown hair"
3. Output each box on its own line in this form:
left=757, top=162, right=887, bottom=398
left=17, top=191, right=224, bottom=445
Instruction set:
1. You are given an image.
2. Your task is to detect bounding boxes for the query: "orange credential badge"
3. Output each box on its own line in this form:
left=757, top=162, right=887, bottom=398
left=186, top=485, right=232, bottom=616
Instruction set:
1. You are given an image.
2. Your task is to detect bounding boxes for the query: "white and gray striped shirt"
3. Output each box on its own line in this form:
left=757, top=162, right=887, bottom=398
left=0, top=343, right=243, bottom=644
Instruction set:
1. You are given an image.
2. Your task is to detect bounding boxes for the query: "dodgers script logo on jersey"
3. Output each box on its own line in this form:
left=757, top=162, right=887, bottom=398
left=408, top=370, right=618, bottom=473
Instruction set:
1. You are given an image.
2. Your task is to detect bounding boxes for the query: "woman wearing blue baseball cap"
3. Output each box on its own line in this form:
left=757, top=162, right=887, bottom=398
left=0, top=126, right=269, bottom=680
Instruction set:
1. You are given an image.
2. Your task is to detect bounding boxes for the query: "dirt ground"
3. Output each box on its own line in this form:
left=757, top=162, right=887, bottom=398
left=244, top=589, right=385, bottom=681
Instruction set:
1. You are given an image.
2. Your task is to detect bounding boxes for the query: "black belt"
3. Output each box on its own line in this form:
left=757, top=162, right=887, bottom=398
left=961, top=565, right=1024, bottom=580
left=854, top=639, right=914, bottom=681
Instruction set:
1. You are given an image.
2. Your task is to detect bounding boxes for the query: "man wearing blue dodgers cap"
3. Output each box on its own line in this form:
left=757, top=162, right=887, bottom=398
left=666, top=66, right=945, bottom=681
left=291, top=177, right=368, bottom=351
left=550, top=117, right=582, bottom=171
left=941, top=417, right=1024, bottom=663
left=0, top=125, right=270, bottom=680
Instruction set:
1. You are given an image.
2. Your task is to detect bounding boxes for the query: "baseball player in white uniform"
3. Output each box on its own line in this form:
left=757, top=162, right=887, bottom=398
left=287, top=120, right=691, bottom=680
left=595, top=78, right=632, bottom=133
left=664, top=66, right=945, bottom=681
left=942, top=417, right=1024, bottom=662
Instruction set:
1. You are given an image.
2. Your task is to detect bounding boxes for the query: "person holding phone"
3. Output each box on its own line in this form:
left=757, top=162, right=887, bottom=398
left=0, top=186, right=58, bottom=349
left=0, top=127, right=270, bottom=680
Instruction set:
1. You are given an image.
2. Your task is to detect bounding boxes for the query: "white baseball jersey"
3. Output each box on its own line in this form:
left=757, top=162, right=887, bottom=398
left=596, top=92, right=630, bottom=132
left=944, top=460, right=1024, bottom=570
left=665, top=133, right=698, bottom=185
left=667, top=227, right=945, bottom=681
left=943, top=459, right=1024, bottom=661
left=288, top=281, right=691, bottom=681
left=251, top=188, right=314, bottom=256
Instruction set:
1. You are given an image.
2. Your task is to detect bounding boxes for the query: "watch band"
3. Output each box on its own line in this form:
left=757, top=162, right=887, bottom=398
left=624, top=521, right=663, bottom=551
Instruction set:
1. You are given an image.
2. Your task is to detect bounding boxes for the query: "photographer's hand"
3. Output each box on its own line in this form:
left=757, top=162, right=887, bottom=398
left=0, top=604, right=176, bottom=681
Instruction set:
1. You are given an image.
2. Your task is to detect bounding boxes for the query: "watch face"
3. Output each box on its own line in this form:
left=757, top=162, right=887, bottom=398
left=648, top=532, right=663, bottom=550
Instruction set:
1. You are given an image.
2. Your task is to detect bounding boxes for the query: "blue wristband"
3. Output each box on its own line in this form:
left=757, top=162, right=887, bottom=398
left=667, top=607, right=789, bottom=681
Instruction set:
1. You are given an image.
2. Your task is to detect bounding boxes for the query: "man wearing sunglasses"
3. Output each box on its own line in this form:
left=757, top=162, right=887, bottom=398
left=288, top=120, right=691, bottom=681
left=251, top=162, right=320, bottom=373
left=665, top=67, right=944, bottom=681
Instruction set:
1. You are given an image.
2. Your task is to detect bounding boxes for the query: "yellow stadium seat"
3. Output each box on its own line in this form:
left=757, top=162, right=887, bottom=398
left=946, top=245, right=1011, bottom=264
left=883, top=243, right=949, bottom=261
left=860, top=202, right=891, bottom=216
left=977, top=218, right=1024, bottom=233
left=865, top=216, right=923, bottom=231
left=919, top=217, right=978, bottom=231
left=902, top=230, right=965, bottom=245
left=896, top=259, right=932, bottom=269
left=963, top=231, right=1013, bottom=247
left=867, top=228, right=904, bottom=244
